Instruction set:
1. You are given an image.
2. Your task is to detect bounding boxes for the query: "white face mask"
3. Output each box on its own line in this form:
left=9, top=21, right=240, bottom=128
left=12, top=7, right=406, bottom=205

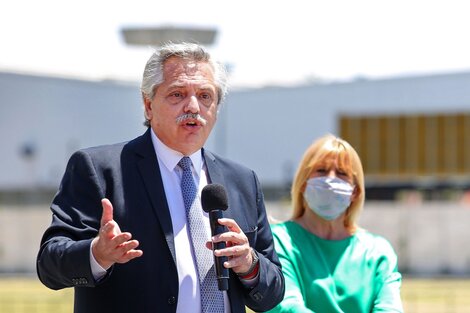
left=303, top=176, right=355, bottom=221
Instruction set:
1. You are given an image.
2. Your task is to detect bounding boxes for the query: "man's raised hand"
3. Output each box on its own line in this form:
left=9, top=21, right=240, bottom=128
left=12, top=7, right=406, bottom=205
left=91, top=198, right=143, bottom=269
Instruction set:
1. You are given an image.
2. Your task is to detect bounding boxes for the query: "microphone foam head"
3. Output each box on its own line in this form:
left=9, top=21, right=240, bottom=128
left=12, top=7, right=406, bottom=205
left=201, top=183, right=228, bottom=212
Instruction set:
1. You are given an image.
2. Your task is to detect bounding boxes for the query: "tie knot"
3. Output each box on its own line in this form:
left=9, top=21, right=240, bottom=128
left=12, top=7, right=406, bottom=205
left=178, top=156, right=192, bottom=171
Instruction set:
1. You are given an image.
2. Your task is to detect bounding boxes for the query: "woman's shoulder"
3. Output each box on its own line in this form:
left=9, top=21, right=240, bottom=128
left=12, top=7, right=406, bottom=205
left=270, top=220, right=291, bottom=235
left=271, top=220, right=315, bottom=246
left=355, top=229, right=392, bottom=243
left=271, top=221, right=298, bottom=255
left=354, top=229, right=398, bottom=258
left=270, top=221, right=302, bottom=247
left=270, top=220, right=301, bottom=235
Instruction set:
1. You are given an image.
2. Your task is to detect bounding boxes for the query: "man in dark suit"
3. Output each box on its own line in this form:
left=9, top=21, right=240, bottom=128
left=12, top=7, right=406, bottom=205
left=36, top=42, right=285, bottom=313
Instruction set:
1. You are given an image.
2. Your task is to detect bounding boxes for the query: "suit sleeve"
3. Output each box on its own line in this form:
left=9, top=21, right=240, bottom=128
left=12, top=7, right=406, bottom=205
left=244, top=172, right=285, bottom=311
left=36, top=150, right=105, bottom=290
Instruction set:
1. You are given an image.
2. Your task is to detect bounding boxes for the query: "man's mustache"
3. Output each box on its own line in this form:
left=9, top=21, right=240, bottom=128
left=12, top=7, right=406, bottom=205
left=175, top=113, right=207, bottom=126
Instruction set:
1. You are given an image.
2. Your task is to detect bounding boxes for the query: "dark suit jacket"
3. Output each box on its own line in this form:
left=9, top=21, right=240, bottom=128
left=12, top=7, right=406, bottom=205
left=37, top=129, right=285, bottom=313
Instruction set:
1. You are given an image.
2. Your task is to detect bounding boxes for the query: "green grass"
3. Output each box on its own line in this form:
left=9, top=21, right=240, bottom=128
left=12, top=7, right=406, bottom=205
left=400, top=277, right=470, bottom=313
left=246, top=276, right=470, bottom=313
left=1, top=276, right=469, bottom=312
left=0, top=277, right=73, bottom=313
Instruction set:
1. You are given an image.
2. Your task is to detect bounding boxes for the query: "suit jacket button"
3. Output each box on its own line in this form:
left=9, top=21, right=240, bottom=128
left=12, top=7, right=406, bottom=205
left=253, top=291, right=263, bottom=301
left=168, top=296, right=176, bottom=305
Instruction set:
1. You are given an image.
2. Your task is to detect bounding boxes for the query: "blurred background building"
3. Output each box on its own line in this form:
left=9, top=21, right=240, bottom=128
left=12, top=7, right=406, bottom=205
left=2, top=69, right=470, bottom=202
left=1, top=68, right=470, bottom=276
left=2, top=2, right=470, bottom=311
left=1, top=16, right=470, bottom=278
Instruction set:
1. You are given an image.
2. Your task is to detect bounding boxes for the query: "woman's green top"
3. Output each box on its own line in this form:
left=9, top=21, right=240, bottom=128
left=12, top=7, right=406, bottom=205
left=268, top=221, right=403, bottom=313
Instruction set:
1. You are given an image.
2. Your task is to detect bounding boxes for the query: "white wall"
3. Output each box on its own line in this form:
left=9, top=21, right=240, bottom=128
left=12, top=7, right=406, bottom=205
left=1, top=202, right=470, bottom=275
left=0, top=206, right=51, bottom=272
left=3, top=71, right=470, bottom=190
left=0, top=72, right=144, bottom=189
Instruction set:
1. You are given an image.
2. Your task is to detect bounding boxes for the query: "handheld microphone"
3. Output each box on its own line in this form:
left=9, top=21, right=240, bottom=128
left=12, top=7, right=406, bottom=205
left=201, top=183, right=229, bottom=291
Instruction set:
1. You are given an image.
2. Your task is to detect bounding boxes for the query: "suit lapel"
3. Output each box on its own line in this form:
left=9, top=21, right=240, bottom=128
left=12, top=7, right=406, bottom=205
left=203, top=149, right=226, bottom=187
left=203, top=149, right=233, bottom=220
left=204, top=149, right=243, bottom=311
left=134, top=129, right=176, bottom=264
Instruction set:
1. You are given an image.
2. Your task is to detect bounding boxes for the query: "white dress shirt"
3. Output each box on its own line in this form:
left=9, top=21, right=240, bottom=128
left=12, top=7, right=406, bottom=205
left=90, top=129, right=230, bottom=313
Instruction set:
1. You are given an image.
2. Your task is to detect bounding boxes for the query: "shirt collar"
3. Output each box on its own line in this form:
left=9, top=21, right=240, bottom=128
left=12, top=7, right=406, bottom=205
left=150, top=128, right=203, bottom=174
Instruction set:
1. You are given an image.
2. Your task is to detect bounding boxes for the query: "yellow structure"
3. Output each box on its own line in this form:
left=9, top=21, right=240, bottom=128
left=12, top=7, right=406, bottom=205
left=340, top=112, right=470, bottom=181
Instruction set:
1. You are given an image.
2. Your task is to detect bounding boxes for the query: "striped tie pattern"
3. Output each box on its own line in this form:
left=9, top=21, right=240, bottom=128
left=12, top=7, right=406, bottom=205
left=178, top=157, right=224, bottom=313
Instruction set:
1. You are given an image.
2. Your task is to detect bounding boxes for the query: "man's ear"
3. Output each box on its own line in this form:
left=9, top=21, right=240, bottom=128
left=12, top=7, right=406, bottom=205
left=143, top=96, right=152, bottom=120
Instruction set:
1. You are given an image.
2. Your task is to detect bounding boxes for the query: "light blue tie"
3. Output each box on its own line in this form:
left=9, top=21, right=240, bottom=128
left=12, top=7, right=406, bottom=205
left=178, top=157, right=224, bottom=313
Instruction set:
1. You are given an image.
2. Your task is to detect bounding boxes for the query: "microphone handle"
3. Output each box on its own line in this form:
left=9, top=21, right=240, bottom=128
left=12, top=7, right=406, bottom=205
left=209, top=210, right=229, bottom=291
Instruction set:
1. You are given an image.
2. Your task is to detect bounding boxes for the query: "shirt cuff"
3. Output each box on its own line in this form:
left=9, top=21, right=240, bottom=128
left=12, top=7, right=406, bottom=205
left=238, top=269, right=260, bottom=288
left=89, top=240, right=108, bottom=281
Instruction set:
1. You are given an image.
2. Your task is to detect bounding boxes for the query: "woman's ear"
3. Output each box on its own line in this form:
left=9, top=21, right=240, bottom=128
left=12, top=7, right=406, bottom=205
left=300, top=181, right=307, bottom=194
left=351, top=185, right=360, bottom=202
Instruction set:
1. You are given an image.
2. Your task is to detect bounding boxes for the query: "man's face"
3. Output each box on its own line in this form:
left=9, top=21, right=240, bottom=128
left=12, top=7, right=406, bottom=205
left=144, top=56, right=219, bottom=155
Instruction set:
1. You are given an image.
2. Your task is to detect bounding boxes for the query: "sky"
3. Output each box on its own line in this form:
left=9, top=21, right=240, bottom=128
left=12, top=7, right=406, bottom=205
left=2, top=0, right=470, bottom=88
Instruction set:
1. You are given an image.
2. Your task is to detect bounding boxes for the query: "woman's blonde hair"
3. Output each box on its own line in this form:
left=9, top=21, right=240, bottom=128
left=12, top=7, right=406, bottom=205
left=291, top=134, right=365, bottom=232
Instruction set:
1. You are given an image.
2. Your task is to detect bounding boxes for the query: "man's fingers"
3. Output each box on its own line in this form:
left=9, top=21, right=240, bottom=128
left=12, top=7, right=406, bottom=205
left=217, top=218, right=242, bottom=233
left=209, top=217, right=252, bottom=272
left=223, top=255, right=245, bottom=268
left=95, top=236, right=143, bottom=266
left=101, top=198, right=114, bottom=227
left=100, top=220, right=122, bottom=239
left=110, top=232, right=132, bottom=247
left=114, top=240, right=143, bottom=263
left=117, top=240, right=141, bottom=254
left=214, top=242, right=248, bottom=257
left=94, top=200, right=142, bottom=268
left=119, top=249, right=144, bottom=263
left=215, top=231, right=246, bottom=245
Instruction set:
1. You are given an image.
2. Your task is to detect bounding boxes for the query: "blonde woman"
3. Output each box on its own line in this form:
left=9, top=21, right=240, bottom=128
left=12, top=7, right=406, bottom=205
left=268, top=134, right=403, bottom=313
